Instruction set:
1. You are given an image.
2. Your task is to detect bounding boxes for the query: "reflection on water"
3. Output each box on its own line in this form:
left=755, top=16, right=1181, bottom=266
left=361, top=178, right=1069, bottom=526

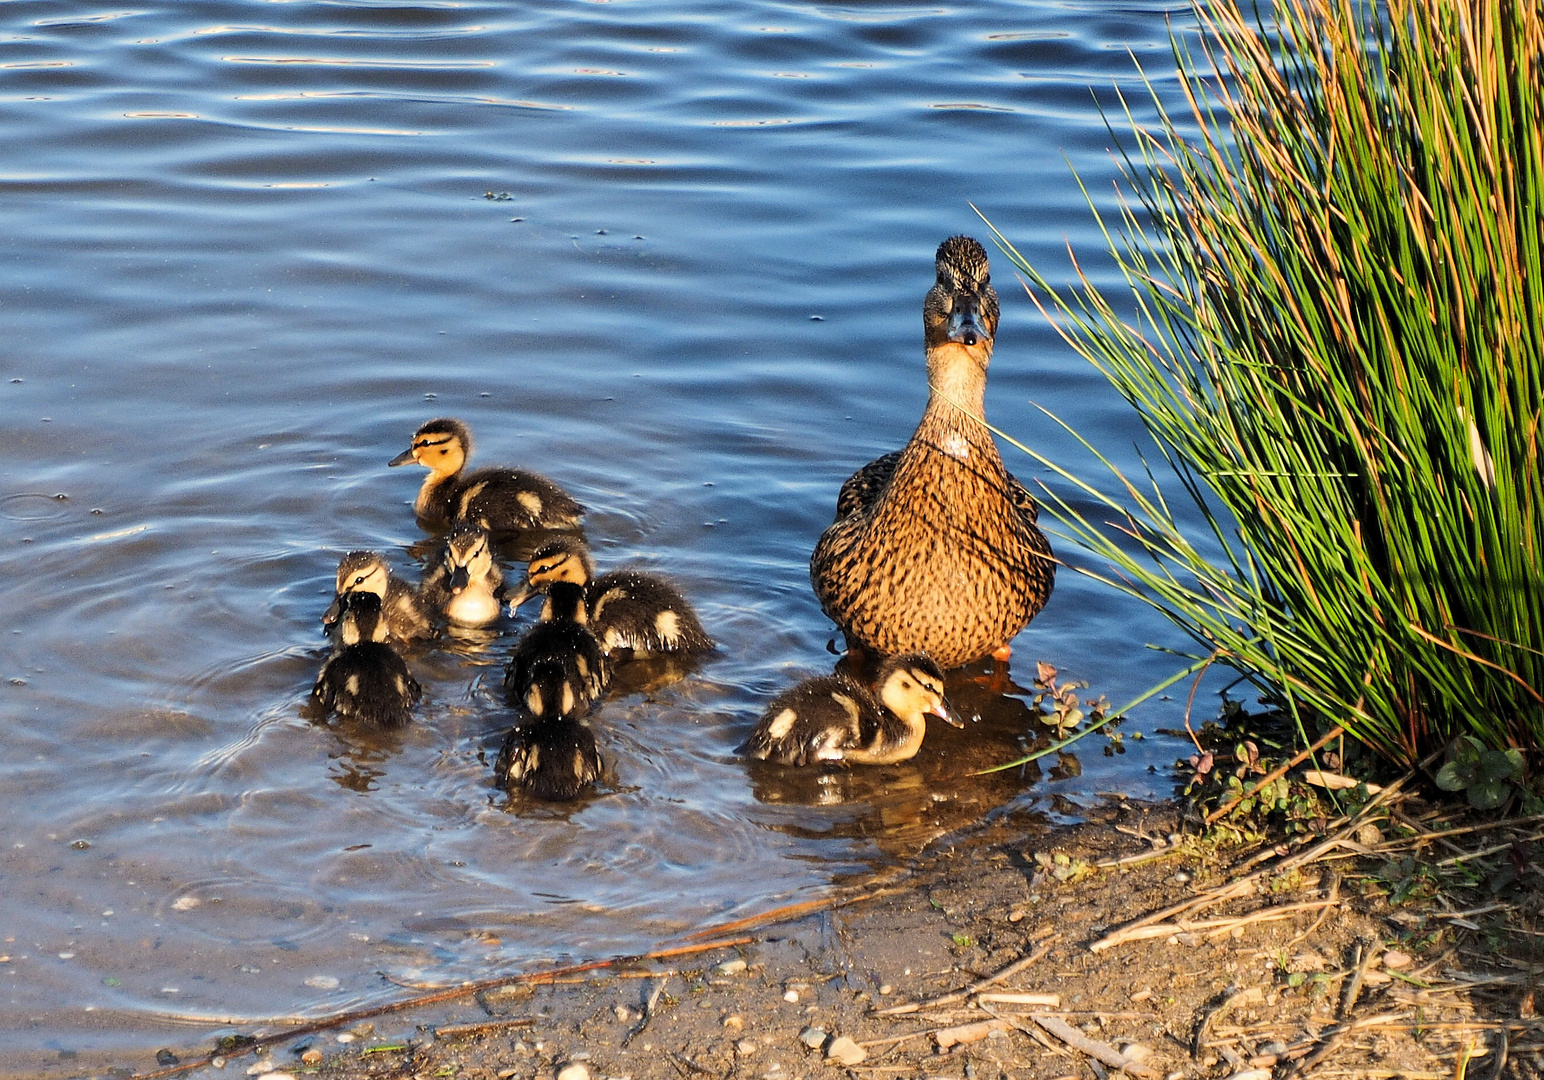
left=0, top=0, right=1205, bottom=1072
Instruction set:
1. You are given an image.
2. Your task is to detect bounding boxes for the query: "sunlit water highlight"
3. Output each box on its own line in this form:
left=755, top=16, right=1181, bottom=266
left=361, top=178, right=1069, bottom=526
left=0, top=0, right=1205, bottom=1072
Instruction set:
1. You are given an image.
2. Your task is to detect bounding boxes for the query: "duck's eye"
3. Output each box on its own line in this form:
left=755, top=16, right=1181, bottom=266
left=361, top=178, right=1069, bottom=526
left=353, top=575, right=366, bottom=585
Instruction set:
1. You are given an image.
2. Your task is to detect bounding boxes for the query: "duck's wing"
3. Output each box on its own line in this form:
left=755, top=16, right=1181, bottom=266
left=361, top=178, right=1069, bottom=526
left=833, top=450, right=902, bottom=521
left=1005, top=468, right=1040, bottom=525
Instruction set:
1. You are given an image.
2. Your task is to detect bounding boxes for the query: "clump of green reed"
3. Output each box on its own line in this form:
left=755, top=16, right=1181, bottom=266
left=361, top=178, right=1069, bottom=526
left=985, top=0, right=1543, bottom=767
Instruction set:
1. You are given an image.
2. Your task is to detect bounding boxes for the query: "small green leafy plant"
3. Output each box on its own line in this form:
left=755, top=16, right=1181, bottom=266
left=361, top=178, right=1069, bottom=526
left=1434, top=736, right=1525, bottom=811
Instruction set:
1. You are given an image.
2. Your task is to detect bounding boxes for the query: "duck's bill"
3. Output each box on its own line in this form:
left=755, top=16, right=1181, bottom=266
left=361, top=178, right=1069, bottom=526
left=946, top=305, right=990, bottom=347
left=449, top=565, right=470, bottom=595
left=504, top=582, right=536, bottom=613
left=931, top=700, right=966, bottom=728
left=387, top=448, right=416, bottom=467
left=321, top=594, right=343, bottom=626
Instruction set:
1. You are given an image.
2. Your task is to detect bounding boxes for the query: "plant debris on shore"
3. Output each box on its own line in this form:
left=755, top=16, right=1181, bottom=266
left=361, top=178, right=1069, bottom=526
left=125, top=772, right=1542, bottom=1080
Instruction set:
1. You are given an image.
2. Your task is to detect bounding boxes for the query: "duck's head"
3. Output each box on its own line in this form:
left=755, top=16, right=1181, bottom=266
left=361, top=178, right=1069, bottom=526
left=506, top=535, right=594, bottom=611
left=388, top=417, right=472, bottom=477
left=540, top=580, right=590, bottom=626
left=336, top=590, right=389, bottom=646
left=875, top=654, right=962, bottom=728
left=923, top=235, right=999, bottom=370
left=323, top=550, right=390, bottom=627
left=443, top=521, right=493, bottom=594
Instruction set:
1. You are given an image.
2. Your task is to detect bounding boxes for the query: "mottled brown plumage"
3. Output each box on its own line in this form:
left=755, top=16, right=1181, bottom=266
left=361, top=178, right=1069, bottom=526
left=810, top=236, right=1054, bottom=670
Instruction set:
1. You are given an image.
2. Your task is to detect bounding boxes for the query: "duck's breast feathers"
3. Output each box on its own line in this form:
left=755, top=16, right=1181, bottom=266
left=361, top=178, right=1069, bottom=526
left=809, top=430, right=1055, bottom=669
left=453, top=467, right=584, bottom=531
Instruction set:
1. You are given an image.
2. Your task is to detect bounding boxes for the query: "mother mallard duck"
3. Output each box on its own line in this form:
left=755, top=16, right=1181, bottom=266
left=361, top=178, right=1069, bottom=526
left=809, top=235, right=1055, bottom=670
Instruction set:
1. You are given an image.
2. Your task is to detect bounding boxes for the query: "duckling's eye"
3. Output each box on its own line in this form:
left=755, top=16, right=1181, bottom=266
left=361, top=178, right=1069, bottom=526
left=353, top=575, right=367, bottom=585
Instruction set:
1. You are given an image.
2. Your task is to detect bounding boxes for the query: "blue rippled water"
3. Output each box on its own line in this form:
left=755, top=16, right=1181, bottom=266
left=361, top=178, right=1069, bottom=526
left=0, top=0, right=1201, bottom=1072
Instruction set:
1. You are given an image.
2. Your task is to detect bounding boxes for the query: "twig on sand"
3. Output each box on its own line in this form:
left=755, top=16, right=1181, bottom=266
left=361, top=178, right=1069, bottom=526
left=872, top=938, right=1057, bottom=1016
left=124, top=936, right=751, bottom=1080
left=432, top=1016, right=535, bottom=1040
left=1011, top=1010, right=1159, bottom=1079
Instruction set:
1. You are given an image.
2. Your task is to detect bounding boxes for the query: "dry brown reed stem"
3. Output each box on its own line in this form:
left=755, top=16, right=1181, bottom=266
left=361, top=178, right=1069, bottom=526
left=126, top=936, right=752, bottom=1080
left=677, top=883, right=906, bottom=941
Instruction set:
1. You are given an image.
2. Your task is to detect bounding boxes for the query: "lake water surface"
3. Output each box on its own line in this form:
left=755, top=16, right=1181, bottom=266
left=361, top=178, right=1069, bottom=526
left=0, top=0, right=1202, bottom=1073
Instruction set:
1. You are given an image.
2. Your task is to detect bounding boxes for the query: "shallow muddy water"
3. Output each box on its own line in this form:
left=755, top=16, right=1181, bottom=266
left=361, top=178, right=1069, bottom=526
left=0, top=0, right=1204, bottom=1072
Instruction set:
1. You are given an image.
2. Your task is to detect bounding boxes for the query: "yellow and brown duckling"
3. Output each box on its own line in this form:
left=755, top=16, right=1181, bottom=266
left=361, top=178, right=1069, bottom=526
left=310, top=591, right=422, bottom=728
left=502, top=581, right=611, bottom=718
left=809, top=236, right=1055, bottom=671
left=742, top=654, right=960, bottom=766
left=419, top=522, right=504, bottom=628
left=507, top=535, right=714, bottom=657
left=322, top=550, right=433, bottom=642
left=495, top=716, right=603, bottom=802
left=389, top=417, right=584, bottom=532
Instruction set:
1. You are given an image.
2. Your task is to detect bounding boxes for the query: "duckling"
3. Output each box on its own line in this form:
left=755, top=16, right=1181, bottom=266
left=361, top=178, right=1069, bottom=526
left=502, top=581, right=611, bottom=718
left=419, top=522, right=504, bottom=628
left=389, top=417, right=584, bottom=532
left=495, top=716, right=603, bottom=801
left=809, top=236, right=1055, bottom=670
left=742, top=654, right=961, bottom=766
left=310, top=591, right=422, bottom=728
left=322, top=550, right=433, bottom=642
left=506, top=535, right=714, bottom=656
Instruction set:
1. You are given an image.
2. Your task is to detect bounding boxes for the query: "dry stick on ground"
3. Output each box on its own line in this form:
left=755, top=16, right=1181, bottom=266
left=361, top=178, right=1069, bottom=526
left=431, top=1016, right=536, bottom=1040
left=1093, top=771, right=1417, bottom=953
left=872, top=938, right=1058, bottom=1016
left=1019, top=1011, right=1160, bottom=1079
left=124, top=936, right=752, bottom=1080
left=677, top=882, right=909, bottom=941
left=1205, top=724, right=1345, bottom=825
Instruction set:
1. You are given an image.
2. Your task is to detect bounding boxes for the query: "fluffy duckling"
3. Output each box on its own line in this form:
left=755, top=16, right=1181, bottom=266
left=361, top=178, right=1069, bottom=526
left=809, top=237, right=1055, bottom=670
left=419, top=522, right=504, bottom=628
left=495, top=716, right=603, bottom=801
left=502, top=581, right=611, bottom=718
left=506, top=535, right=714, bottom=656
left=742, top=654, right=960, bottom=766
left=389, top=417, right=584, bottom=532
left=322, top=550, right=433, bottom=642
left=310, top=591, right=422, bottom=728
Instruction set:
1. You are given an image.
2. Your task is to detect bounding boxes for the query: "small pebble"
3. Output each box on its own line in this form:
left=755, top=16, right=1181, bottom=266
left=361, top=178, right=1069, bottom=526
left=156, top=1050, right=179, bottom=1067
left=255, top=1073, right=296, bottom=1080
left=305, top=975, right=340, bottom=990
left=1355, top=823, right=1383, bottom=847
left=714, top=959, right=747, bottom=976
left=1172, top=871, right=1191, bottom=884
left=556, top=1063, right=590, bottom=1080
left=1129, top=988, right=1153, bottom=1002
left=335, top=1034, right=354, bottom=1044
left=1382, top=950, right=1412, bottom=969
left=736, top=1039, right=759, bottom=1056
left=799, top=1027, right=827, bottom=1050
left=877, top=984, right=893, bottom=996
left=824, top=1036, right=866, bottom=1066
left=783, top=989, right=799, bottom=1003
left=614, top=1005, right=632, bottom=1022
left=172, top=897, right=200, bottom=911
left=1119, top=1042, right=1154, bottom=1063
left=723, top=1014, right=744, bottom=1032
left=300, top=1049, right=323, bottom=1066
